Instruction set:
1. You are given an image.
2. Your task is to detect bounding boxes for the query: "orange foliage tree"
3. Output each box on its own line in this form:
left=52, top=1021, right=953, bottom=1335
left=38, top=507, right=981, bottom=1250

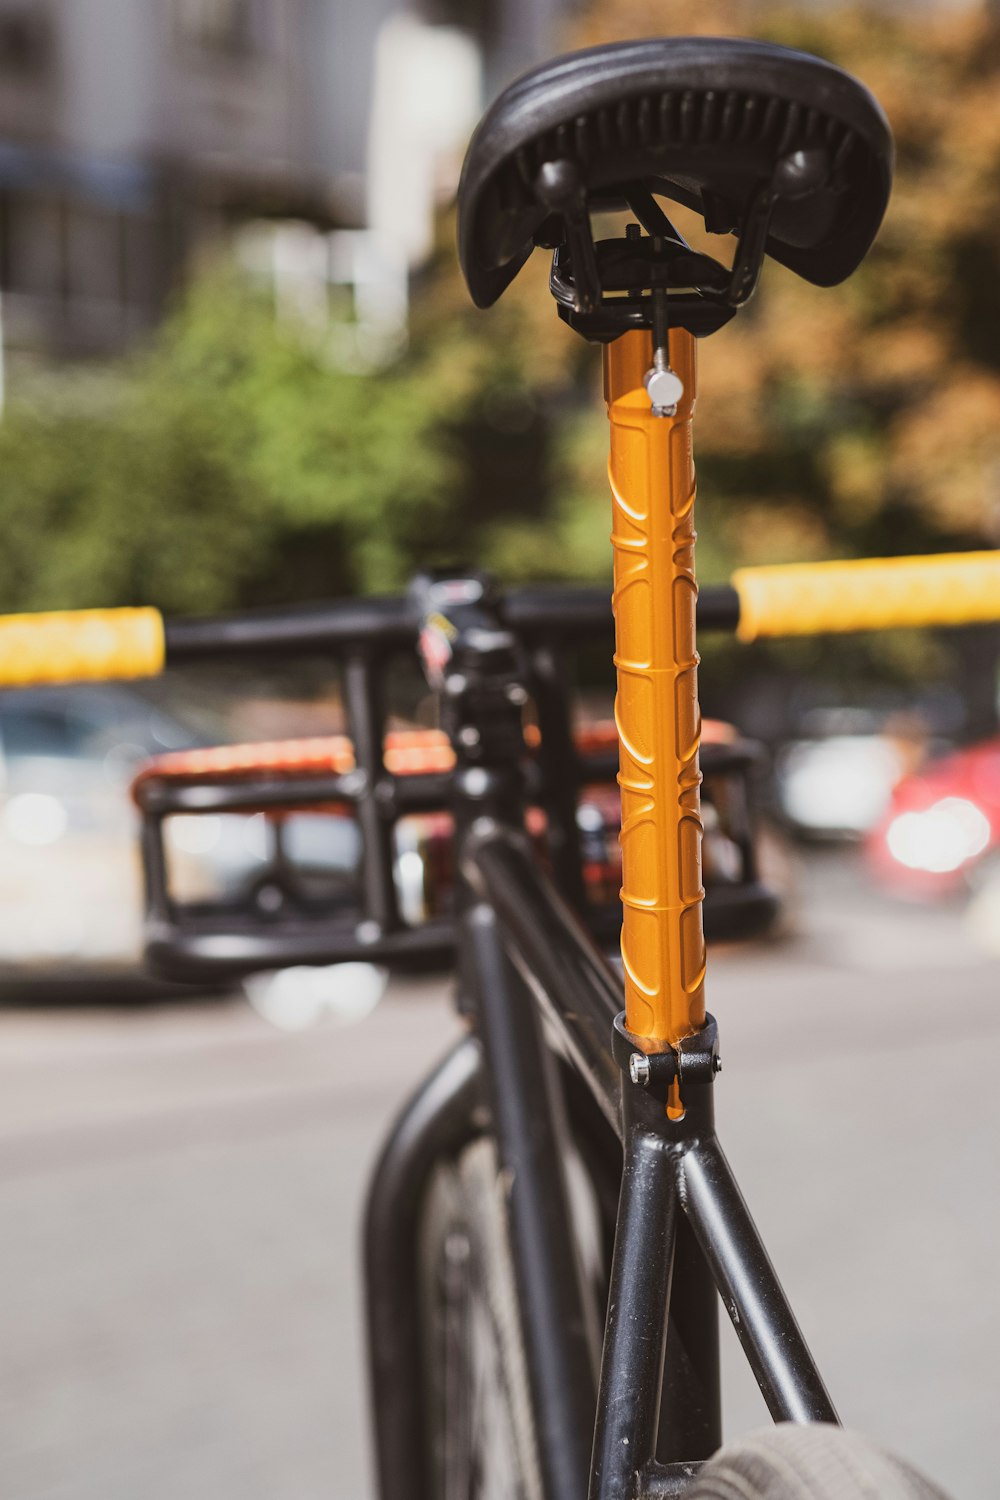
left=553, top=0, right=1000, bottom=576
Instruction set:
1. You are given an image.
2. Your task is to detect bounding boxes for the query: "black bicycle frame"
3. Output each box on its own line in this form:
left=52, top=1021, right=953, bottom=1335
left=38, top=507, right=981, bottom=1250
left=363, top=584, right=837, bottom=1500
left=122, top=570, right=826, bottom=1500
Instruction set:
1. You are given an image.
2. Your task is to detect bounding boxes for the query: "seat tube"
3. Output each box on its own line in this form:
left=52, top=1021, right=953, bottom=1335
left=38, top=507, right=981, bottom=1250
left=605, top=329, right=706, bottom=1089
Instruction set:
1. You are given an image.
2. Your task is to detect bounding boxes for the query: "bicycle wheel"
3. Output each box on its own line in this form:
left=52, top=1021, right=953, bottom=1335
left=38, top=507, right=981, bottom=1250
left=418, top=1136, right=544, bottom=1500
left=686, top=1423, right=954, bottom=1500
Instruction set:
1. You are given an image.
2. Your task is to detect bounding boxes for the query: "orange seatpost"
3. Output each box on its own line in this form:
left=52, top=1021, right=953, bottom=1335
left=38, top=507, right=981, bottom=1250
left=605, top=328, right=706, bottom=1063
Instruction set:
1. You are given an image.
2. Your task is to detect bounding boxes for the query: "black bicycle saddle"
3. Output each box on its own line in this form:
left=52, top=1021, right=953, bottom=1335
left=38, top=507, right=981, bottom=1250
left=457, top=37, right=893, bottom=337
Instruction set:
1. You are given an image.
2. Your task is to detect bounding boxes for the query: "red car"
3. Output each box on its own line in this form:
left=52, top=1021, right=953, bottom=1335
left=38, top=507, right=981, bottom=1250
left=867, top=735, right=1000, bottom=896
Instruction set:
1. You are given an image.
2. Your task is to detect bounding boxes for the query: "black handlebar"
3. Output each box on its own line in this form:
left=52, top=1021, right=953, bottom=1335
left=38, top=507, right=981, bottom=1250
left=163, top=583, right=741, bottom=664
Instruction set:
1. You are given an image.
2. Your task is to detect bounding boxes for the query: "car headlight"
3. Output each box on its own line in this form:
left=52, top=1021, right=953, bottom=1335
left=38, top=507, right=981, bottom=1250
left=885, top=797, right=991, bottom=874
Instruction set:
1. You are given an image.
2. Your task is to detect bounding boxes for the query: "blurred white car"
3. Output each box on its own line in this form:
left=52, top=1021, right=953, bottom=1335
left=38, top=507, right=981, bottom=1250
left=0, top=684, right=207, bottom=991
left=0, top=683, right=378, bottom=1011
left=774, top=708, right=936, bottom=840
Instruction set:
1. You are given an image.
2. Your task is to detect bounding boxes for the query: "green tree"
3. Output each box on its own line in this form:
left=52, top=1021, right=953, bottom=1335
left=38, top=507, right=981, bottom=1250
left=3, top=2, right=1000, bottom=628
left=0, top=269, right=574, bottom=613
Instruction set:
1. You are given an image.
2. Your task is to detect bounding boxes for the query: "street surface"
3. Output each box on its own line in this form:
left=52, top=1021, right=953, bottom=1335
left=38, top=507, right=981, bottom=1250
left=1, top=850, right=998, bottom=1500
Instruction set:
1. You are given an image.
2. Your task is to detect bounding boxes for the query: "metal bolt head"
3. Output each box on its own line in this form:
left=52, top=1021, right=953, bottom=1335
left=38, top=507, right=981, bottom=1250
left=506, top=684, right=528, bottom=706
left=643, top=364, right=684, bottom=416
left=713, top=1055, right=723, bottom=1075
left=458, top=725, right=480, bottom=748
left=629, top=1053, right=651, bottom=1086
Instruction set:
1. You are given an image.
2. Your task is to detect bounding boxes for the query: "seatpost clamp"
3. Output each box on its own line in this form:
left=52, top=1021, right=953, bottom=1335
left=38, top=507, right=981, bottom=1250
left=612, top=1011, right=721, bottom=1104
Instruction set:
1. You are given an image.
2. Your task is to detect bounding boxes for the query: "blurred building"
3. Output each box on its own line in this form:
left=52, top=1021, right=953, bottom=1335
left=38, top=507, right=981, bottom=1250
left=0, top=0, right=565, bottom=362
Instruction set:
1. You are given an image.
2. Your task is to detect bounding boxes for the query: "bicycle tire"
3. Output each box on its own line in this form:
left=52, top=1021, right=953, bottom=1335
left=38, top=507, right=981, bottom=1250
left=418, top=1137, right=544, bottom=1500
left=686, top=1423, right=954, bottom=1500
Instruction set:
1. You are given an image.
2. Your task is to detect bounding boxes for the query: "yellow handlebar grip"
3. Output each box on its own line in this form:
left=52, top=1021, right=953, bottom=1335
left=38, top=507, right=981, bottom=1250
left=733, top=551, right=1000, bottom=641
left=0, top=608, right=165, bottom=687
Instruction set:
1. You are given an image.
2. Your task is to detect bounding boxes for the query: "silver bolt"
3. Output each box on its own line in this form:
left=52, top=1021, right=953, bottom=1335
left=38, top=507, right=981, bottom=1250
left=458, top=726, right=480, bottom=748
left=445, top=673, right=467, bottom=696
left=629, top=1053, right=651, bottom=1086
left=713, top=1055, right=723, bottom=1075
left=644, top=361, right=684, bottom=417
left=506, top=684, right=528, bottom=706
left=356, top=919, right=382, bottom=945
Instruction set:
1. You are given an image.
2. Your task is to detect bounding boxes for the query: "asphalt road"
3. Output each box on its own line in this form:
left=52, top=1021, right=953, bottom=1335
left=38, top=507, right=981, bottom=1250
left=1, top=851, right=998, bottom=1500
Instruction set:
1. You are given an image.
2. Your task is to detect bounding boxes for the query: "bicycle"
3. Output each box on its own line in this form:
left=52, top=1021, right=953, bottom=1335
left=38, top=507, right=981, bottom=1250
left=4, top=32, right=1000, bottom=1500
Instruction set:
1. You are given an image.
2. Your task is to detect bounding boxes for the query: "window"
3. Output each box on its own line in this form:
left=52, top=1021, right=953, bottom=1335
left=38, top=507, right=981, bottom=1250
left=173, top=0, right=266, bottom=58
left=0, top=5, right=54, bottom=76
left=0, top=705, right=102, bottom=762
